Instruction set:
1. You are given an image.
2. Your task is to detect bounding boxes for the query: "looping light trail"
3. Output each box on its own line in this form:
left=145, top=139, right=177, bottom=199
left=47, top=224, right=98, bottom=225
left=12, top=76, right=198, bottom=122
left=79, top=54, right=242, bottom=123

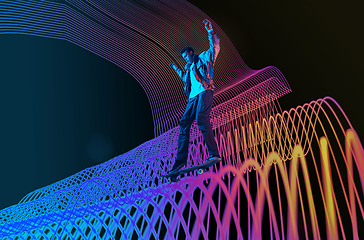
left=0, top=97, right=363, bottom=239
left=0, top=1, right=363, bottom=239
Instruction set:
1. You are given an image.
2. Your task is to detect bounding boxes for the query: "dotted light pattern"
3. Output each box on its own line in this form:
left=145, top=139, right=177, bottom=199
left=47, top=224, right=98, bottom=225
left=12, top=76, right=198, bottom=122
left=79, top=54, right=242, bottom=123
left=0, top=97, right=363, bottom=239
left=0, top=0, right=289, bottom=136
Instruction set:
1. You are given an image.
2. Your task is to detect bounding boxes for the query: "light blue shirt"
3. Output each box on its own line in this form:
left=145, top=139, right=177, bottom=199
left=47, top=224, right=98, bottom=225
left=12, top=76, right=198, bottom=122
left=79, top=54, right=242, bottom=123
left=189, top=62, right=205, bottom=99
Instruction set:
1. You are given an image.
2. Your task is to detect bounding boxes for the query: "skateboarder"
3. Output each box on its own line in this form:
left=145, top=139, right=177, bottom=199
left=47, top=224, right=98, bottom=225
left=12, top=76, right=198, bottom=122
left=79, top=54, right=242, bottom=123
left=168, top=19, right=222, bottom=175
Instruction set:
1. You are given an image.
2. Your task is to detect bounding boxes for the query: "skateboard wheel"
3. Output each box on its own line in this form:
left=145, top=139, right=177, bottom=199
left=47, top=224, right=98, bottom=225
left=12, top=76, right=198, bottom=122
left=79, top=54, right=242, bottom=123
left=198, top=169, right=204, bottom=175
left=167, top=178, right=171, bottom=184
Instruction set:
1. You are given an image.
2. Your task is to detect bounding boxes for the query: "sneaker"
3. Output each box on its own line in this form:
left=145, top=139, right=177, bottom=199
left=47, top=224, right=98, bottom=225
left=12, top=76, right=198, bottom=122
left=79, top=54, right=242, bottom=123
left=168, top=161, right=186, bottom=174
left=205, top=156, right=222, bottom=163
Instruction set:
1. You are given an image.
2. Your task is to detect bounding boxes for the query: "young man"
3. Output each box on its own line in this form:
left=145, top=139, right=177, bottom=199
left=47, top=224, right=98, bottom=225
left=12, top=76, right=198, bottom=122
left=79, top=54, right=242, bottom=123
left=168, top=19, right=221, bottom=174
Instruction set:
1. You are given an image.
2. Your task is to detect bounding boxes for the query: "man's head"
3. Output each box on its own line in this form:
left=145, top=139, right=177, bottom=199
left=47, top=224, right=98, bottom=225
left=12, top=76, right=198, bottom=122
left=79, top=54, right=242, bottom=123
left=181, top=47, right=194, bottom=63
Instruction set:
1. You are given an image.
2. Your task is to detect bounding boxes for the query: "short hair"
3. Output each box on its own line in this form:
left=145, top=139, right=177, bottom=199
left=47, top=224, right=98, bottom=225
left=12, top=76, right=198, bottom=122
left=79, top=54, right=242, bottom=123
left=181, top=47, right=194, bottom=55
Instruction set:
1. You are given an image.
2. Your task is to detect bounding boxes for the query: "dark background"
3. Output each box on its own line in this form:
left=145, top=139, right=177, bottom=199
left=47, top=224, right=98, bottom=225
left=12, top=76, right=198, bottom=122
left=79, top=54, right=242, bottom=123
left=0, top=0, right=363, bottom=211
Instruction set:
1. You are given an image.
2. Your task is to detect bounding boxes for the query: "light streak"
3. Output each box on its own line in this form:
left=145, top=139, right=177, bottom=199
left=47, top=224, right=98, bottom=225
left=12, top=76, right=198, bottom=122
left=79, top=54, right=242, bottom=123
left=0, top=97, right=363, bottom=239
left=0, top=1, right=363, bottom=239
left=0, top=0, right=290, bottom=136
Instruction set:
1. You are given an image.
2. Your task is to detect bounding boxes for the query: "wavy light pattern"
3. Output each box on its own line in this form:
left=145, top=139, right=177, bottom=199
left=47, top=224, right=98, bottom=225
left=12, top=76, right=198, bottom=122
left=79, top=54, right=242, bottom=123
left=1, top=0, right=363, bottom=239
left=0, top=97, right=363, bottom=239
left=0, top=0, right=290, bottom=136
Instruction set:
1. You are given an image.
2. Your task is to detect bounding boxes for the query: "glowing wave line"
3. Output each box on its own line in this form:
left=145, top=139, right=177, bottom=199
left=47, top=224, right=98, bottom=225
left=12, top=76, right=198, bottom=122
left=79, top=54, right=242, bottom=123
left=0, top=0, right=290, bottom=136
left=0, top=1, right=363, bottom=239
left=0, top=97, right=363, bottom=239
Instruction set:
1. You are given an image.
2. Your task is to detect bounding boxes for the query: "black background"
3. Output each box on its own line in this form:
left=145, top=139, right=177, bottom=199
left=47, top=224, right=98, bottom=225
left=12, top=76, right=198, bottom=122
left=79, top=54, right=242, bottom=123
left=0, top=0, right=363, bottom=212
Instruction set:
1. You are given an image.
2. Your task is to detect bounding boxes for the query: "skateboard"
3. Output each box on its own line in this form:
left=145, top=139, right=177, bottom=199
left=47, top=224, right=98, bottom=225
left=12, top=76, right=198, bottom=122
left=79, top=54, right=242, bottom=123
left=161, top=157, right=222, bottom=183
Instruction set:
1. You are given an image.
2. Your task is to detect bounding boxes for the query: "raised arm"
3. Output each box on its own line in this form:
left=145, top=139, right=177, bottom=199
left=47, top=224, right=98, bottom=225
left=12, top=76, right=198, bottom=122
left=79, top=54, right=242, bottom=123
left=203, top=19, right=220, bottom=65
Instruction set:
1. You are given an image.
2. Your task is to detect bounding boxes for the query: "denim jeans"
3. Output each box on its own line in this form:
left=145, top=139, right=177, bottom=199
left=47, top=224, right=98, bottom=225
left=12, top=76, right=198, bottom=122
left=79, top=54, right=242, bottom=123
left=174, top=90, right=219, bottom=167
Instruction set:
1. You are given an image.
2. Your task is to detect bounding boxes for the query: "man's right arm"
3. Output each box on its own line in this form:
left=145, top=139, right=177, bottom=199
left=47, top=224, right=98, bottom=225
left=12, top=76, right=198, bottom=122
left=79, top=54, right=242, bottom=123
left=169, top=63, right=185, bottom=82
